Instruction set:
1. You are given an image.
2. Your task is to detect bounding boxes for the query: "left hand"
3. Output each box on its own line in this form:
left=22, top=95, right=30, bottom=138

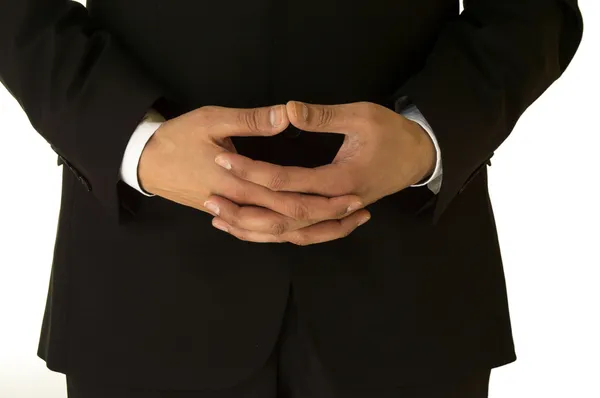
left=208, top=100, right=436, bottom=244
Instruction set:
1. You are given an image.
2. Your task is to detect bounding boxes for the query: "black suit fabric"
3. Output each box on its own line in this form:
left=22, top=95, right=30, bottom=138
left=0, top=0, right=583, bottom=392
left=65, top=292, right=492, bottom=397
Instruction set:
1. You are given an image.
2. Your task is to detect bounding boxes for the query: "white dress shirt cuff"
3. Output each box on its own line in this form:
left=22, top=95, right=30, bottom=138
left=400, top=104, right=443, bottom=194
left=119, top=108, right=166, bottom=197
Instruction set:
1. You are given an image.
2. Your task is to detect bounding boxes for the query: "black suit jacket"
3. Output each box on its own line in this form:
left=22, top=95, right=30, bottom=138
left=0, top=0, right=583, bottom=391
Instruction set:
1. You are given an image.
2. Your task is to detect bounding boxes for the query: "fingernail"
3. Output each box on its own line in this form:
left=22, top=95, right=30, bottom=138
left=204, top=201, right=220, bottom=215
left=294, top=102, right=308, bottom=121
left=357, top=215, right=371, bottom=226
left=215, top=156, right=232, bottom=170
left=213, top=219, right=229, bottom=232
left=346, top=201, right=363, bottom=214
left=270, top=106, right=283, bottom=127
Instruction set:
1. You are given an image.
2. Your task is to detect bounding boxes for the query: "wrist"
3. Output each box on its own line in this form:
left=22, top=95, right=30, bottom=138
left=138, top=126, right=165, bottom=195
left=121, top=108, right=165, bottom=196
left=408, top=119, right=436, bottom=186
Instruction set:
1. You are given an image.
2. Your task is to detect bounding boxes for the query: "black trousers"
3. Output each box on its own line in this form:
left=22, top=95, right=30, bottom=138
left=66, top=291, right=491, bottom=398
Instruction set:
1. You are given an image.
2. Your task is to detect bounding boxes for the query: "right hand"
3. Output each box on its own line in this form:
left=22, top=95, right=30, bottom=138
left=138, top=105, right=366, bottom=225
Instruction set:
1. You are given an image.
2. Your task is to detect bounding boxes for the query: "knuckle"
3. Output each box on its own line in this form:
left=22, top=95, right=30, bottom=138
left=290, top=202, right=310, bottom=221
left=240, top=110, right=260, bottom=132
left=360, top=101, right=377, bottom=114
left=359, top=102, right=379, bottom=122
left=268, top=170, right=288, bottom=191
left=200, top=105, right=218, bottom=113
left=317, top=107, right=334, bottom=128
left=197, top=105, right=217, bottom=120
left=269, top=222, right=287, bottom=236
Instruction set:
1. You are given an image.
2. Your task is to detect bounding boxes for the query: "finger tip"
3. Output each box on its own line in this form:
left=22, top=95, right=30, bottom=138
left=346, top=201, right=363, bottom=214
left=285, top=101, right=298, bottom=122
left=285, top=101, right=308, bottom=125
left=358, top=215, right=371, bottom=227
left=212, top=218, right=230, bottom=232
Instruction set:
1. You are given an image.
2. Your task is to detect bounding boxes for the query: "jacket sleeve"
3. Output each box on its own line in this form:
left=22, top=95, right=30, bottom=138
left=391, top=0, right=583, bottom=224
left=0, top=0, right=163, bottom=223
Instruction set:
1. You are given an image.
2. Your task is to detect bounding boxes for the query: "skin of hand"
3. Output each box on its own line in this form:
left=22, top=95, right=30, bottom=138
left=208, top=100, right=436, bottom=245
left=138, top=105, right=367, bottom=233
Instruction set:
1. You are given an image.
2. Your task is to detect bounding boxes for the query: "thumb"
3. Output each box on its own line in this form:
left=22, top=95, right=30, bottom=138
left=286, top=101, right=362, bottom=134
left=210, top=105, right=289, bottom=137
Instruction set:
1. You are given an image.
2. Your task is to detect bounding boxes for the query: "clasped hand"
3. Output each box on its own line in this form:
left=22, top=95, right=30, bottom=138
left=139, top=101, right=435, bottom=245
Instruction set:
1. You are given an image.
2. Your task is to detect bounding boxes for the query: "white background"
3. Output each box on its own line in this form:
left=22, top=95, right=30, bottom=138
left=0, top=1, right=598, bottom=397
